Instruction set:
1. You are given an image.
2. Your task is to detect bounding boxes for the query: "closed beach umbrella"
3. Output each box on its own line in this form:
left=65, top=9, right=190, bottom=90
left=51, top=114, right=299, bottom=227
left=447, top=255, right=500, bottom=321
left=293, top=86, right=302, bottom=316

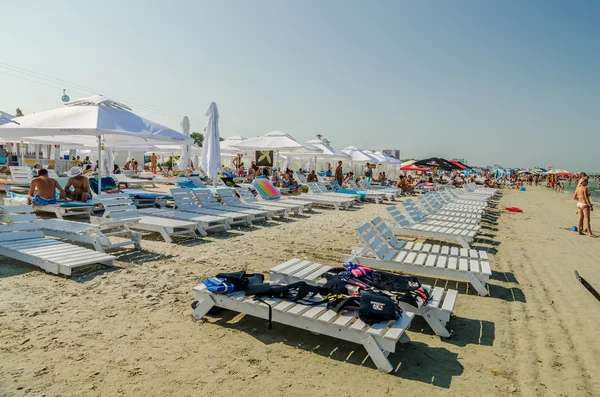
left=177, top=116, right=192, bottom=170
left=201, top=102, right=222, bottom=181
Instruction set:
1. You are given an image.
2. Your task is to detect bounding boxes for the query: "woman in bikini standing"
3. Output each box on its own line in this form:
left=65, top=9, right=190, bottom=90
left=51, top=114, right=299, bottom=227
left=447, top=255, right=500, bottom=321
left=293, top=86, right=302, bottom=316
left=574, top=177, right=596, bottom=238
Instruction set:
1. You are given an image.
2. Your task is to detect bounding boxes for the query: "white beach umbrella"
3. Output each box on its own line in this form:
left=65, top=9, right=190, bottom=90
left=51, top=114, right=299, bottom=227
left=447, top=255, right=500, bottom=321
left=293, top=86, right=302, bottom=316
left=233, top=131, right=307, bottom=151
left=305, top=138, right=351, bottom=161
left=201, top=102, right=221, bottom=181
left=220, top=135, right=248, bottom=154
left=279, top=141, right=322, bottom=158
left=0, top=96, right=192, bottom=193
left=341, top=146, right=381, bottom=164
left=233, top=131, right=317, bottom=169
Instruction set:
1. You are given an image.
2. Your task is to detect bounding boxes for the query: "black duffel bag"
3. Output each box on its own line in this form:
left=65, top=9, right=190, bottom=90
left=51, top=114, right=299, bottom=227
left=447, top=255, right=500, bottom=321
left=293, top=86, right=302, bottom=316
left=358, top=291, right=401, bottom=325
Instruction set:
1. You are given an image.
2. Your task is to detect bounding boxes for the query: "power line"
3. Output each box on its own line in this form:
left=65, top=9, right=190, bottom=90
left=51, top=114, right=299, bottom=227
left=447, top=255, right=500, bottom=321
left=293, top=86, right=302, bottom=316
left=0, top=61, right=265, bottom=134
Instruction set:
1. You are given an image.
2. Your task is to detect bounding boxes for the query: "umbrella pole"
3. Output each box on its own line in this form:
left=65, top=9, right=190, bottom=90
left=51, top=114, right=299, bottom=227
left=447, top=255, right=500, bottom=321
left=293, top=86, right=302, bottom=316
left=20, top=141, right=24, bottom=166
left=97, top=136, right=103, bottom=195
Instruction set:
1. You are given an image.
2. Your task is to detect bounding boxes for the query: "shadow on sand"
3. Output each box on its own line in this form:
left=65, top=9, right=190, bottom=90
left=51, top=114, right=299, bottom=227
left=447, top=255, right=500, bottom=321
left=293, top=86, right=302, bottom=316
left=206, top=311, right=464, bottom=388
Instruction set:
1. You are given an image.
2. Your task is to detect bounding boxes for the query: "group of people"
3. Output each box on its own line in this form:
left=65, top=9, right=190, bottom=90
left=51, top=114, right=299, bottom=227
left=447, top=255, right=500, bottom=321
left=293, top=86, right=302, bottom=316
left=27, top=166, right=92, bottom=206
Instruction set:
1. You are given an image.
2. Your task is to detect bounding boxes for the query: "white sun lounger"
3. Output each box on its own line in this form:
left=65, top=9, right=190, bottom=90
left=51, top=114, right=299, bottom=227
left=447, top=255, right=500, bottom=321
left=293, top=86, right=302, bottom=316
left=97, top=193, right=198, bottom=243
left=39, top=217, right=142, bottom=252
left=402, top=201, right=481, bottom=225
left=112, top=174, right=156, bottom=188
left=192, top=280, right=415, bottom=373
left=216, top=188, right=287, bottom=218
left=328, top=181, right=384, bottom=204
left=192, top=189, right=270, bottom=223
left=306, top=182, right=361, bottom=203
left=170, top=188, right=253, bottom=226
left=0, top=205, right=115, bottom=276
left=434, top=190, right=489, bottom=206
left=138, top=208, right=231, bottom=235
left=419, top=194, right=485, bottom=216
left=342, top=219, right=491, bottom=296
left=235, top=187, right=304, bottom=215
left=355, top=180, right=399, bottom=200
left=269, top=258, right=458, bottom=337
left=387, top=207, right=477, bottom=249
left=416, top=197, right=483, bottom=220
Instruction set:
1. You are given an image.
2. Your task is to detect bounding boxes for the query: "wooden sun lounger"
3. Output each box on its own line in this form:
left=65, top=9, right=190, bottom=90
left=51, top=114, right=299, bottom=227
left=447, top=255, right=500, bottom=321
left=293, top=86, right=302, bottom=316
left=170, top=188, right=253, bottom=227
left=39, top=217, right=142, bottom=252
left=192, top=280, right=415, bottom=373
left=344, top=219, right=491, bottom=296
left=97, top=193, right=198, bottom=243
left=138, top=208, right=231, bottom=235
left=0, top=205, right=115, bottom=276
left=402, top=201, right=481, bottom=225
left=112, top=174, right=156, bottom=188
left=269, top=258, right=458, bottom=338
left=328, top=181, right=384, bottom=204
left=419, top=195, right=486, bottom=216
left=235, top=187, right=304, bottom=215
left=306, top=182, right=362, bottom=202
left=355, top=180, right=398, bottom=200
left=387, top=208, right=477, bottom=249
left=216, top=188, right=288, bottom=218
left=192, top=189, right=271, bottom=222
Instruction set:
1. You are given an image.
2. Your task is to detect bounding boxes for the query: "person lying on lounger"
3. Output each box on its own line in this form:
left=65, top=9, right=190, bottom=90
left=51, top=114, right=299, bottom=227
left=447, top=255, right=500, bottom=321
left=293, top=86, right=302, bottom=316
left=65, top=167, right=92, bottom=202
left=27, top=168, right=66, bottom=206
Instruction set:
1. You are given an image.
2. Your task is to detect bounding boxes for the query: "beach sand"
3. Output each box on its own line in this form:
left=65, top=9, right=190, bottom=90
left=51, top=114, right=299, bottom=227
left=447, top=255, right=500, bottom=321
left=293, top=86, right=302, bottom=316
left=1, top=186, right=599, bottom=396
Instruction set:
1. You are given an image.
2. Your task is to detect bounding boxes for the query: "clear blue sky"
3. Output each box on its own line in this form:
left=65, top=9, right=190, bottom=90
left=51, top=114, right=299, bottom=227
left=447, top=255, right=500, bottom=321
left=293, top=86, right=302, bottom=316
left=1, top=0, right=598, bottom=171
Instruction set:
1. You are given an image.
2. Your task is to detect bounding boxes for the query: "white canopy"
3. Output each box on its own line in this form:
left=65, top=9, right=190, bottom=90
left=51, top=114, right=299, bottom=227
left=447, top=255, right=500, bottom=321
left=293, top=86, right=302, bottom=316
left=0, top=95, right=193, bottom=147
left=376, top=151, right=402, bottom=164
left=279, top=141, right=323, bottom=158
left=220, top=136, right=248, bottom=155
left=341, top=146, right=381, bottom=164
left=305, top=138, right=351, bottom=161
left=233, top=131, right=313, bottom=151
left=200, top=102, right=221, bottom=179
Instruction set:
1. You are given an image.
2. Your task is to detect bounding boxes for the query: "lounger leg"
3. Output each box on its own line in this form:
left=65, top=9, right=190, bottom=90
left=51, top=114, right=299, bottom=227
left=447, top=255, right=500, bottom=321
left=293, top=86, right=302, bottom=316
left=423, top=311, right=451, bottom=338
left=456, top=236, right=471, bottom=249
left=192, top=295, right=215, bottom=319
left=196, top=225, right=208, bottom=237
left=158, top=229, right=173, bottom=243
left=361, top=335, right=394, bottom=373
left=467, top=273, right=489, bottom=296
left=92, top=240, right=106, bottom=253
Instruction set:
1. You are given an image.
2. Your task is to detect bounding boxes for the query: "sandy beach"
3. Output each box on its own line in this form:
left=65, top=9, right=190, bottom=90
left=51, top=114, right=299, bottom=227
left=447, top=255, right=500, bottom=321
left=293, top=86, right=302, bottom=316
left=1, top=186, right=599, bottom=397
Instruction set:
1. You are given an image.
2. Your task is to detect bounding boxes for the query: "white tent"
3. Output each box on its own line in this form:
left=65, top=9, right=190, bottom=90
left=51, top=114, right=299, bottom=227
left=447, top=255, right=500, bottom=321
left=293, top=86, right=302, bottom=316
left=233, top=131, right=317, bottom=169
left=233, top=131, right=307, bottom=151
left=341, top=146, right=381, bottom=165
left=201, top=102, right=221, bottom=180
left=0, top=95, right=192, bottom=193
left=220, top=136, right=248, bottom=155
left=279, top=141, right=322, bottom=158
left=305, top=138, right=351, bottom=161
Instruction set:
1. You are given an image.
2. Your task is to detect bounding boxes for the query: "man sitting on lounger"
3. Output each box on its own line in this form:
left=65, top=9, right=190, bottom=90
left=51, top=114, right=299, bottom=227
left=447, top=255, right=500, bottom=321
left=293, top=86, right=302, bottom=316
left=27, top=168, right=66, bottom=206
left=65, top=166, right=92, bottom=202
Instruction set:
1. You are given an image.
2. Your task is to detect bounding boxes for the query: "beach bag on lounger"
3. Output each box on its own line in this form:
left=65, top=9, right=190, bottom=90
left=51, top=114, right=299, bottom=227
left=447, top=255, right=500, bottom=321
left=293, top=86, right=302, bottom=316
left=215, top=271, right=264, bottom=290
left=371, top=271, right=430, bottom=308
left=358, top=291, right=401, bottom=325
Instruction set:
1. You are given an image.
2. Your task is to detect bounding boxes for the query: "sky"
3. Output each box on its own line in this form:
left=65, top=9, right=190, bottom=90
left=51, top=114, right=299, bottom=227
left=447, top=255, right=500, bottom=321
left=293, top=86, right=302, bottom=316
left=0, top=0, right=598, bottom=171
